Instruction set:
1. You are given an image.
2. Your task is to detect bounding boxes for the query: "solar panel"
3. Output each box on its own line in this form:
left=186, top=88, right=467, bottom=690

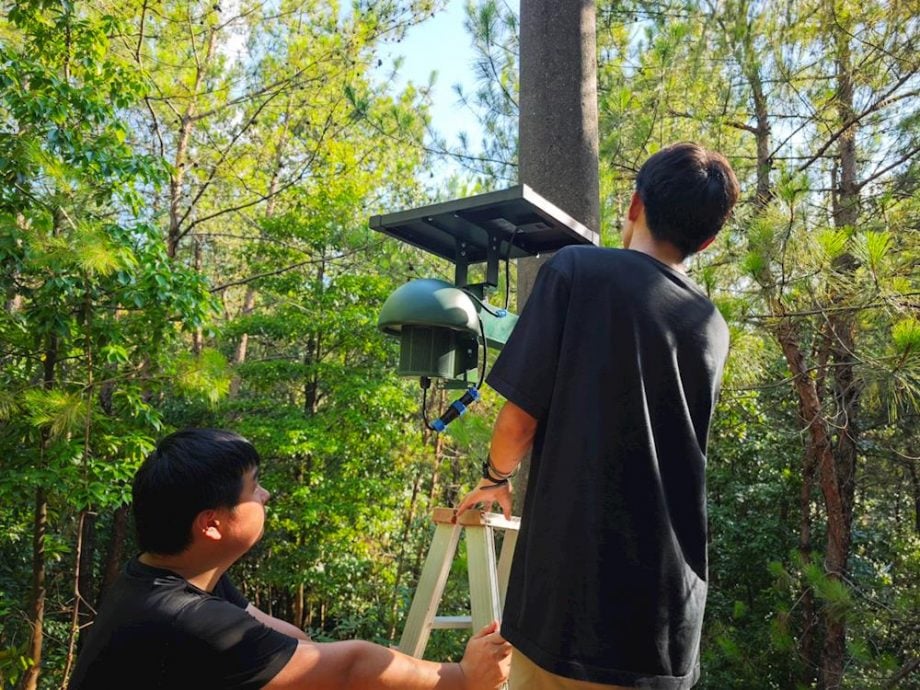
left=369, top=184, right=599, bottom=266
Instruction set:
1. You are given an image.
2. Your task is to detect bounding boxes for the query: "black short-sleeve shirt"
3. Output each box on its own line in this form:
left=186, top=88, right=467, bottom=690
left=489, top=246, right=729, bottom=689
left=68, top=558, right=298, bottom=690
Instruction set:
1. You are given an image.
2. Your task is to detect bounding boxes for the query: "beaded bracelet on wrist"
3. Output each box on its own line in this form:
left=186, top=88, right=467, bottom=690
left=486, top=454, right=515, bottom=479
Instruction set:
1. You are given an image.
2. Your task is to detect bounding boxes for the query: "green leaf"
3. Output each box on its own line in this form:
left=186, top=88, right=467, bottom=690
left=769, top=612, right=794, bottom=651
left=817, top=228, right=848, bottom=261
left=732, top=600, right=748, bottom=619
left=23, top=389, right=89, bottom=438
left=892, top=317, right=920, bottom=354
left=0, top=391, right=18, bottom=421
left=742, top=250, right=766, bottom=279
left=860, top=231, right=892, bottom=272
left=175, top=349, right=231, bottom=405
left=74, top=225, right=125, bottom=276
left=805, top=564, right=853, bottom=624
left=101, top=344, right=130, bottom=364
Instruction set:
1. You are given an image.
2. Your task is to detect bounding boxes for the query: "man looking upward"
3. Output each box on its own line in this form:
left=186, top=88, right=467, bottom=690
left=70, top=428, right=511, bottom=690
left=457, top=142, right=740, bottom=689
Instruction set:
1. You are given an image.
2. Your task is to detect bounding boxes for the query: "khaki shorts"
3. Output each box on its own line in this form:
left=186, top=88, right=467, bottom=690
left=509, top=648, right=631, bottom=690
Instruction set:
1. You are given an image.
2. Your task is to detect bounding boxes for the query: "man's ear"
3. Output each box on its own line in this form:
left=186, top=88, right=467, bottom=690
left=195, top=510, right=222, bottom=541
left=697, top=235, right=716, bottom=252
left=627, top=192, right=643, bottom=221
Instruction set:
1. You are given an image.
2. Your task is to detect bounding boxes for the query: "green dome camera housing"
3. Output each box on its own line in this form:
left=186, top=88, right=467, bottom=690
left=378, top=278, right=480, bottom=379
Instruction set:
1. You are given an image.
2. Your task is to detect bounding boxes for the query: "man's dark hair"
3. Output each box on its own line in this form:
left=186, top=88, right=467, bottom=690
left=132, top=428, right=261, bottom=555
left=636, top=142, right=740, bottom=257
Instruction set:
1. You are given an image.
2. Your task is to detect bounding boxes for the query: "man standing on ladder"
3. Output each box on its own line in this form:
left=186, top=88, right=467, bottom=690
left=456, top=143, right=740, bottom=690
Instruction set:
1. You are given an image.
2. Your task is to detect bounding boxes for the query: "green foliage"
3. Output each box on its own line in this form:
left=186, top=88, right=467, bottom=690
left=891, top=316, right=919, bottom=355
left=818, top=228, right=850, bottom=262
left=22, top=389, right=88, bottom=438
left=0, top=643, right=34, bottom=688
left=1, top=0, right=917, bottom=688
left=804, top=563, right=853, bottom=624
left=590, top=0, right=919, bottom=685
left=174, top=349, right=231, bottom=405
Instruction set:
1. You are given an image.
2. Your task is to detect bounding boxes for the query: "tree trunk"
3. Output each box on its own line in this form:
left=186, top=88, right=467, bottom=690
left=192, top=238, right=205, bottom=354
left=774, top=312, right=850, bottom=690
left=3, top=213, right=26, bottom=312
left=304, top=332, right=321, bottom=417
left=514, top=0, right=599, bottom=513
left=167, top=111, right=195, bottom=258
left=745, top=60, right=772, bottom=207
left=773, top=317, right=849, bottom=560
left=817, top=24, right=861, bottom=688
left=798, top=441, right=819, bottom=684
left=18, top=487, right=48, bottom=690
left=737, top=38, right=835, bottom=681
left=18, top=327, right=59, bottom=690
left=77, top=510, right=97, bottom=622
left=388, top=467, right=423, bottom=640
left=97, top=384, right=128, bottom=604
left=517, top=0, right=600, bottom=300
left=229, top=113, right=288, bottom=397
left=100, top=505, right=130, bottom=599
left=229, top=287, right=257, bottom=397
left=167, top=28, right=217, bottom=257
left=304, top=258, right=325, bottom=416
left=908, top=460, right=920, bottom=535
left=62, top=510, right=94, bottom=688
left=294, top=583, right=305, bottom=631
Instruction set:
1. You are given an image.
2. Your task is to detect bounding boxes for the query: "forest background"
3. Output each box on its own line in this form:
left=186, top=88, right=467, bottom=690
left=0, top=0, right=917, bottom=688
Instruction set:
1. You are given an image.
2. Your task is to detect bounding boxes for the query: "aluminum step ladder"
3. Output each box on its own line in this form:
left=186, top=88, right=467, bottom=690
left=398, top=507, right=520, bottom=663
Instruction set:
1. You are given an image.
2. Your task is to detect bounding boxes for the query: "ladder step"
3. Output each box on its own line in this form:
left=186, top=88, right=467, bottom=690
left=432, top=615, right=473, bottom=629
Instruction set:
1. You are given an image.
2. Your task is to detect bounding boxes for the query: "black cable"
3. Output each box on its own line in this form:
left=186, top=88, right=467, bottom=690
left=476, top=310, right=487, bottom=391
left=504, top=227, right=522, bottom=310
left=461, top=288, right=504, bottom=316
left=457, top=289, right=495, bottom=391
left=424, top=314, right=488, bottom=432
left=420, top=376, right=432, bottom=427
left=425, top=277, right=503, bottom=433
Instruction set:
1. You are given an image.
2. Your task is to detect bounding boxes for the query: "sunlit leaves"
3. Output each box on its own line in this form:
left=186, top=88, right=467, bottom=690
left=174, top=349, right=231, bottom=405
left=22, top=389, right=88, bottom=438
left=853, top=230, right=892, bottom=275
left=804, top=562, right=854, bottom=624
left=722, top=327, right=772, bottom=388
left=28, top=223, right=136, bottom=277
left=891, top=316, right=920, bottom=356
left=817, top=228, right=849, bottom=261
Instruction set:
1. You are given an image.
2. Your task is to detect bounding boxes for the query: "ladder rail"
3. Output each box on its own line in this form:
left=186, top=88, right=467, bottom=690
left=397, top=519, right=462, bottom=657
left=466, top=521, right=502, bottom=631
left=397, top=507, right=520, bottom=660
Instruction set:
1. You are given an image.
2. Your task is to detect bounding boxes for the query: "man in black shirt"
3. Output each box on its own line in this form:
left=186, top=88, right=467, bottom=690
left=456, top=143, right=740, bottom=689
left=70, top=428, right=510, bottom=690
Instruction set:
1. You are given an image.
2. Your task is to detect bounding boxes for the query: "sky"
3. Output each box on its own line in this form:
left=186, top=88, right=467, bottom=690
left=372, top=0, right=519, bottom=182
left=378, top=2, right=479, bottom=150
left=223, top=1, right=515, bottom=181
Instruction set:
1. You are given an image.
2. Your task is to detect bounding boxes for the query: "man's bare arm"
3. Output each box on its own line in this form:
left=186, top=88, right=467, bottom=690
left=246, top=604, right=311, bottom=640
left=263, top=621, right=510, bottom=690
left=489, top=401, right=538, bottom=476
left=455, top=401, right=537, bottom=518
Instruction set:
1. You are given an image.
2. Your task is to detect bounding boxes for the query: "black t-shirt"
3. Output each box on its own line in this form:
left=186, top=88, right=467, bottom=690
left=68, top=558, right=297, bottom=690
left=489, top=246, right=729, bottom=689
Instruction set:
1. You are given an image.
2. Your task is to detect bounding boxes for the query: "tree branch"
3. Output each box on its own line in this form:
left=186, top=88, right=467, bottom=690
left=858, top=144, right=920, bottom=190
left=796, top=79, right=920, bottom=174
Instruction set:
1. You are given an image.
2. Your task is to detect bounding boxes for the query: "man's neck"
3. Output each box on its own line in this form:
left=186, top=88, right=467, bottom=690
left=626, top=228, right=687, bottom=273
left=139, top=552, right=225, bottom=592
